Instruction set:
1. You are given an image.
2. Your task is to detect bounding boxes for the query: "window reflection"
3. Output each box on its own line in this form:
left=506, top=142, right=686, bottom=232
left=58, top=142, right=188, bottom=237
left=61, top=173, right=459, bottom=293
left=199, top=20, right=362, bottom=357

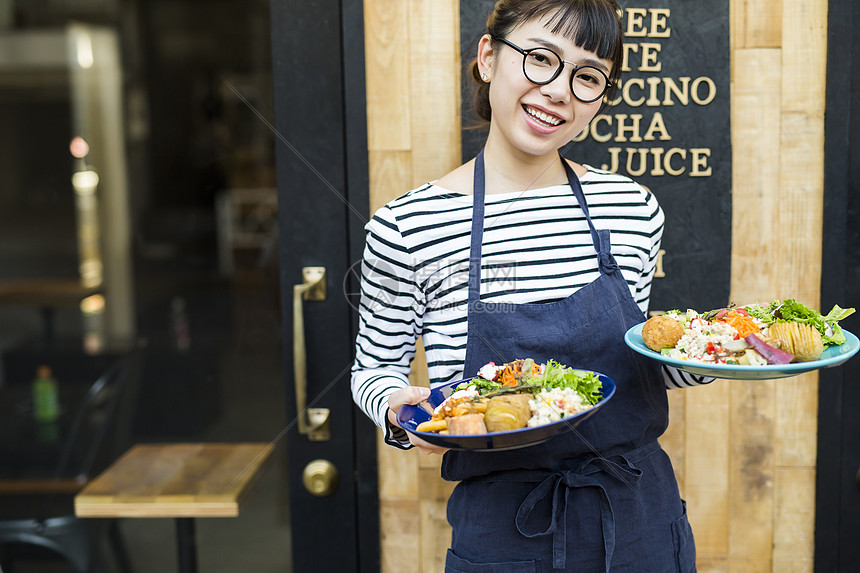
left=0, top=1, right=288, bottom=567
left=0, top=0, right=285, bottom=513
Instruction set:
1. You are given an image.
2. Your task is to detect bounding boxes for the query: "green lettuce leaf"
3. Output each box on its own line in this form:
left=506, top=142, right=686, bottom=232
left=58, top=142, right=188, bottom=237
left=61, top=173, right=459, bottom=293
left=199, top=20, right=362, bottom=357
left=536, top=359, right=603, bottom=405
left=824, top=304, right=855, bottom=323
left=742, top=303, right=775, bottom=325
left=822, top=305, right=855, bottom=346
left=465, top=359, right=605, bottom=405
left=457, top=377, right=501, bottom=394
left=750, top=298, right=856, bottom=347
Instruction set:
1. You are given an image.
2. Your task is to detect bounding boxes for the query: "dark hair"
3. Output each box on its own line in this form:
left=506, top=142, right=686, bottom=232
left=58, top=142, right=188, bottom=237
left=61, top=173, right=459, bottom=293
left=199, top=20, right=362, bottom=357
left=470, top=0, right=624, bottom=122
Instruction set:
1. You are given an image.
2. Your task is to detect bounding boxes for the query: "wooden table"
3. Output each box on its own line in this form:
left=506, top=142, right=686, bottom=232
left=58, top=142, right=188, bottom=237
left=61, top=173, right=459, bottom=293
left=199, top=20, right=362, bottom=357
left=74, top=442, right=273, bottom=573
left=0, top=279, right=100, bottom=307
left=0, top=278, right=101, bottom=347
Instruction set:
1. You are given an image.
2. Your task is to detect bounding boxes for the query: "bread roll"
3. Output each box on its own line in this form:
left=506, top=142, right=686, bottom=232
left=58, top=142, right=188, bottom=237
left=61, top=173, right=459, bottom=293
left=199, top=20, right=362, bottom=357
left=641, top=315, right=685, bottom=351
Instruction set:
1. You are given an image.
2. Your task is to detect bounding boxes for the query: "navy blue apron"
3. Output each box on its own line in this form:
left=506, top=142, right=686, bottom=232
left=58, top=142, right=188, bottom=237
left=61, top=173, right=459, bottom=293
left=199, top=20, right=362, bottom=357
left=443, top=150, right=696, bottom=572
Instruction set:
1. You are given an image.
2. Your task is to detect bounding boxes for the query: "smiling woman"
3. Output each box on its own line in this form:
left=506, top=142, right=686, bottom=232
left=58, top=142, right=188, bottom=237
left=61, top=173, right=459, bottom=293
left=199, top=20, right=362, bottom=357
left=352, top=1, right=712, bottom=572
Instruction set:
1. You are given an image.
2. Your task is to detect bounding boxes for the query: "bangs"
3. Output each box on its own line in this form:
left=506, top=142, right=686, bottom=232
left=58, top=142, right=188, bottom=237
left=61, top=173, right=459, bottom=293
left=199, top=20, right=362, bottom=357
left=528, top=2, right=622, bottom=66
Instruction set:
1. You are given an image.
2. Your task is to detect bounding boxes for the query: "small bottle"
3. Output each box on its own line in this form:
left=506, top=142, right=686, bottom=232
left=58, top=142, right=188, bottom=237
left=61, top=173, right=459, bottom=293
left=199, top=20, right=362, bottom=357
left=170, top=297, right=191, bottom=352
left=32, top=365, right=59, bottom=422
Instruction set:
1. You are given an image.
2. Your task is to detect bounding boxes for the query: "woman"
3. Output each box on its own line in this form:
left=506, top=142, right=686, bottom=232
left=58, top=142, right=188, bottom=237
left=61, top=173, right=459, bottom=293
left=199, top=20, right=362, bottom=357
left=352, top=1, right=705, bottom=570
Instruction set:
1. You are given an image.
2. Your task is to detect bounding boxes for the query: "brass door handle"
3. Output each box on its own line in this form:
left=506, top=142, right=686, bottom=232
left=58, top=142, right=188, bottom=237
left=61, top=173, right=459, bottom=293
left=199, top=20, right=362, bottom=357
left=293, top=266, right=330, bottom=440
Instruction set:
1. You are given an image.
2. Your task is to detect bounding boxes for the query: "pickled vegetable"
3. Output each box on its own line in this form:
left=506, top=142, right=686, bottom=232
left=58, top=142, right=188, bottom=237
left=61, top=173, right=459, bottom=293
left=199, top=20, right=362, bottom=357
left=744, top=334, right=794, bottom=364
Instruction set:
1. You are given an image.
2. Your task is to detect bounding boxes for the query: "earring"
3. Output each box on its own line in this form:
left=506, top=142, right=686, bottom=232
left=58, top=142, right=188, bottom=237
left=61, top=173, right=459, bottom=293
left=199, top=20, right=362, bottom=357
left=481, top=72, right=490, bottom=82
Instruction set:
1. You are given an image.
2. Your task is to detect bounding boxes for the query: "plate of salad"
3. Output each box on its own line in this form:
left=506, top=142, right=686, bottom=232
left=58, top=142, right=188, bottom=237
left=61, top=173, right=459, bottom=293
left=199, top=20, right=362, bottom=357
left=396, top=359, right=615, bottom=451
left=625, top=299, right=858, bottom=380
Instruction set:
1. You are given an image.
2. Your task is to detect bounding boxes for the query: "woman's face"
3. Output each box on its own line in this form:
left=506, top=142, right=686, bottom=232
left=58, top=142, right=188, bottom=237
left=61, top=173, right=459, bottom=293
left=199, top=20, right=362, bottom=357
left=479, top=16, right=612, bottom=159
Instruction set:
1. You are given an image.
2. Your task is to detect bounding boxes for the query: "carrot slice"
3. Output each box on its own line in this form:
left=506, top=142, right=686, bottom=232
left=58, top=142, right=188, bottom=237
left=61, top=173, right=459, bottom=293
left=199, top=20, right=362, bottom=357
left=719, top=310, right=760, bottom=338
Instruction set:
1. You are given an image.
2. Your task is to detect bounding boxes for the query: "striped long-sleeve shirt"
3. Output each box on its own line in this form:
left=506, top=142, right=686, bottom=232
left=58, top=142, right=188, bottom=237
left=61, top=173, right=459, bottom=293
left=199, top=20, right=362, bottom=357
left=351, top=166, right=711, bottom=447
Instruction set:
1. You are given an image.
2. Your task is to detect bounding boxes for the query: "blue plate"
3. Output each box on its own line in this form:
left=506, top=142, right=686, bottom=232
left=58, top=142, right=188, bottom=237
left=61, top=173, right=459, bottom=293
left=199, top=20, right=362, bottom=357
left=396, top=373, right=616, bottom=451
left=624, top=323, right=859, bottom=380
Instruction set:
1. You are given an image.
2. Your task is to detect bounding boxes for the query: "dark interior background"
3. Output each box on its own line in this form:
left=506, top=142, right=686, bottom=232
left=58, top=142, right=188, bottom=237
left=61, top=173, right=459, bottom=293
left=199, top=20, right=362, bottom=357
left=0, top=1, right=292, bottom=570
left=0, top=0, right=280, bottom=436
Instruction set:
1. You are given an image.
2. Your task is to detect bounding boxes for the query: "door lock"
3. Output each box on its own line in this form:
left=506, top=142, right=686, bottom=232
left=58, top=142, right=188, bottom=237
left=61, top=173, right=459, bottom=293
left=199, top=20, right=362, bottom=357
left=303, top=459, right=339, bottom=497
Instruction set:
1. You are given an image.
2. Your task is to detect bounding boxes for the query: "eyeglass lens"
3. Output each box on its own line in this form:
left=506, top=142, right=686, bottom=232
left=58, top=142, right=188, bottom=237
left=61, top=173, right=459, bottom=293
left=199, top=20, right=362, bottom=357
left=523, top=48, right=607, bottom=102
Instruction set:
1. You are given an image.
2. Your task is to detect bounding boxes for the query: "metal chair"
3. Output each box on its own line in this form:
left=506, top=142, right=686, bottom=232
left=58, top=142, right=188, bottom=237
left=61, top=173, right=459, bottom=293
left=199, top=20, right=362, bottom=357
left=0, top=341, right=145, bottom=572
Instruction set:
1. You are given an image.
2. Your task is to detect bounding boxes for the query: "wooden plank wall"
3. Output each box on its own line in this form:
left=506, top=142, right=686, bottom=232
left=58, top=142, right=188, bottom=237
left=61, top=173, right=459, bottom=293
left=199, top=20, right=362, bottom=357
left=364, top=1, right=461, bottom=572
left=662, top=1, right=828, bottom=572
left=364, top=1, right=829, bottom=572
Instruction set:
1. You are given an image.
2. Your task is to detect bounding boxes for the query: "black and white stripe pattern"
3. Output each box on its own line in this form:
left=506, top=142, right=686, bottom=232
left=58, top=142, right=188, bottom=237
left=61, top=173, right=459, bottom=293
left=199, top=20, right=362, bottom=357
left=351, top=166, right=711, bottom=436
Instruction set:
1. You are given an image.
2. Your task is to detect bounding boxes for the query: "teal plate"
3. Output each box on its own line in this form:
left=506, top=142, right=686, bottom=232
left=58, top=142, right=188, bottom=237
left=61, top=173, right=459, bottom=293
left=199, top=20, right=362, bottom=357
left=624, top=323, right=859, bottom=380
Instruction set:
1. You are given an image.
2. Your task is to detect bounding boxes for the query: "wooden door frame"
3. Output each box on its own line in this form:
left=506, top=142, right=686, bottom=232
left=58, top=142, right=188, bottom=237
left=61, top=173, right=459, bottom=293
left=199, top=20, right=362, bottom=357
left=270, top=0, right=378, bottom=571
left=816, top=0, right=859, bottom=570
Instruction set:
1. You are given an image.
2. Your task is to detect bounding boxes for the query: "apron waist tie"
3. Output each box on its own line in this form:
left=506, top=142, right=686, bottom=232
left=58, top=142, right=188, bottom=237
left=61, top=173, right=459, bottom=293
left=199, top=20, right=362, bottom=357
left=513, top=445, right=651, bottom=571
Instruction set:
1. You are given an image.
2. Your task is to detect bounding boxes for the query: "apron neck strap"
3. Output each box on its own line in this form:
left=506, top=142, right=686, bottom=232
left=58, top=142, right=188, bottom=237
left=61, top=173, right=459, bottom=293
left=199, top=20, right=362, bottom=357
left=468, top=148, right=487, bottom=306
left=468, top=149, right=608, bottom=306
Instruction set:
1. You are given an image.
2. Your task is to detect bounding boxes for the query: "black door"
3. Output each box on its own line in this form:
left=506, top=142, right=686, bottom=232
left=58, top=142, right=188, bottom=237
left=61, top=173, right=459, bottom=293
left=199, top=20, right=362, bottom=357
left=816, top=0, right=860, bottom=570
left=270, top=1, right=379, bottom=571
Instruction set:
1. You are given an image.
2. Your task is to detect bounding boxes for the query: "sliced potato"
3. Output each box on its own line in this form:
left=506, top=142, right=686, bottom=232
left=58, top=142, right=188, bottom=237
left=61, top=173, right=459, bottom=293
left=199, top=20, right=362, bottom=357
left=768, top=322, right=824, bottom=362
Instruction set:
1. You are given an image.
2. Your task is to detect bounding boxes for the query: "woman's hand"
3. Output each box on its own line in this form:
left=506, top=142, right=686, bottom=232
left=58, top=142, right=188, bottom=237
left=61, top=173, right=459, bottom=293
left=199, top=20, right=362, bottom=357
left=388, top=386, right=449, bottom=455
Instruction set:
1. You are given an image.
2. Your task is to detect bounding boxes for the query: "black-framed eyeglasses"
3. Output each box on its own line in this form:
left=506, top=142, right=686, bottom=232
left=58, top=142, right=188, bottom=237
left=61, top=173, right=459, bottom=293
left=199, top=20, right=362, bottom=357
left=493, top=36, right=612, bottom=103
